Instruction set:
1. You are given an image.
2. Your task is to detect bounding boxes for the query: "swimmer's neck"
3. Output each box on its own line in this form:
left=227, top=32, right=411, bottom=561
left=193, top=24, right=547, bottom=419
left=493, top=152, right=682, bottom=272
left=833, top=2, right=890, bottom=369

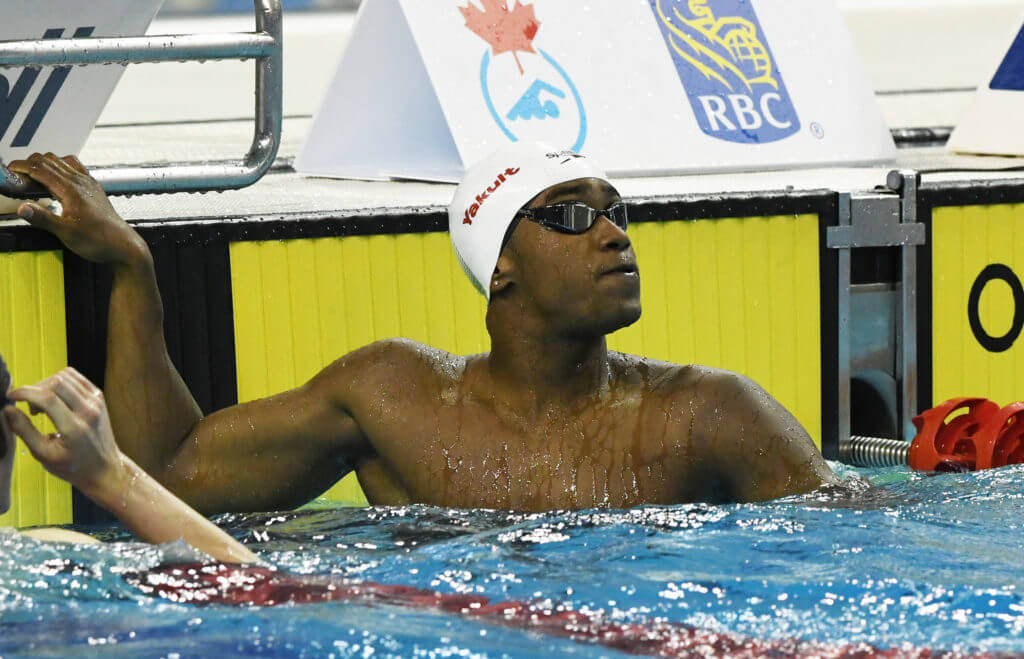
left=485, top=313, right=612, bottom=413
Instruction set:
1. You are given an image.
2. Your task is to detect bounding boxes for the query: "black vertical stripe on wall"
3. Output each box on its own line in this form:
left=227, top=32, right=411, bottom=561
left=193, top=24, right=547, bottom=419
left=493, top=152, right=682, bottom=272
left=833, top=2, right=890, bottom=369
left=817, top=194, right=841, bottom=461
left=64, top=239, right=238, bottom=525
left=916, top=204, right=934, bottom=414
left=63, top=258, right=110, bottom=394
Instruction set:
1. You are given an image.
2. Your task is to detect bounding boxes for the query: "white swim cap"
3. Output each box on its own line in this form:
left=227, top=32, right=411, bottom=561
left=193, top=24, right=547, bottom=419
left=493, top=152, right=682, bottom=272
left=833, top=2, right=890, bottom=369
left=448, top=142, right=608, bottom=300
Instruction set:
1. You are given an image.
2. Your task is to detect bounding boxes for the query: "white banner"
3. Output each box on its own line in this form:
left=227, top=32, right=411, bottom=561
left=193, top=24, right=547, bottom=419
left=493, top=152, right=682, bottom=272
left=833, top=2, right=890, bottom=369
left=0, top=0, right=164, bottom=163
left=297, top=0, right=895, bottom=182
left=950, top=14, right=1024, bottom=156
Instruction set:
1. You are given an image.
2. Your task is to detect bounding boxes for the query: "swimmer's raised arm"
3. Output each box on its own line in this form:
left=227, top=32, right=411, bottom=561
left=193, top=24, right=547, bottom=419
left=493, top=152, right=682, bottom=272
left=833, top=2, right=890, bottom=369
left=2, top=368, right=258, bottom=563
left=9, top=154, right=370, bottom=514
left=690, top=370, right=838, bottom=503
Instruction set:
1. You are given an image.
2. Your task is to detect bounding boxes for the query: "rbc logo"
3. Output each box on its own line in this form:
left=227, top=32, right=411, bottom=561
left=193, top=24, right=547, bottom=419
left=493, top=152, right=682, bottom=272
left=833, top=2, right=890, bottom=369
left=460, top=1, right=587, bottom=152
left=649, top=0, right=800, bottom=144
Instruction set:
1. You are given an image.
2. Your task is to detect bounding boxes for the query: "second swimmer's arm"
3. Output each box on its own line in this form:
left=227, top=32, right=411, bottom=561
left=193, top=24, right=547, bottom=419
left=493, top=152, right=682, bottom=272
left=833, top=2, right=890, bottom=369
left=4, top=369, right=258, bottom=564
left=95, top=455, right=259, bottom=564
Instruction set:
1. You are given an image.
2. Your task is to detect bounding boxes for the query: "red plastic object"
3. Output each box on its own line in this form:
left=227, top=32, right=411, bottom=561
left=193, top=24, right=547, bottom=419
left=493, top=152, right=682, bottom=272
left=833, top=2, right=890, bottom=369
left=909, top=398, right=999, bottom=472
left=975, top=402, right=1024, bottom=470
left=910, top=398, right=1024, bottom=472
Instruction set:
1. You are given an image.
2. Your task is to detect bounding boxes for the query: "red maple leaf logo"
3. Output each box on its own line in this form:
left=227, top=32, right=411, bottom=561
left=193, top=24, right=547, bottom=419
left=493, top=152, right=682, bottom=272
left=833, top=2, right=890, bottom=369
left=459, top=0, right=540, bottom=75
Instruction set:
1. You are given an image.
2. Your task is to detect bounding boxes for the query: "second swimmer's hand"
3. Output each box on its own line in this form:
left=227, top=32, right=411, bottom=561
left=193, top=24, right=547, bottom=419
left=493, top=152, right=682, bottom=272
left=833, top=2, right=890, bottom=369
left=7, top=153, right=146, bottom=266
left=1, top=368, right=126, bottom=498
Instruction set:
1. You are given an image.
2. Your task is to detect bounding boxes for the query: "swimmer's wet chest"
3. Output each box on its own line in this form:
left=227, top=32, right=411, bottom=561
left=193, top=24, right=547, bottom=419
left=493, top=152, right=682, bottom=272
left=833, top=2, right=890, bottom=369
left=367, top=388, right=698, bottom=510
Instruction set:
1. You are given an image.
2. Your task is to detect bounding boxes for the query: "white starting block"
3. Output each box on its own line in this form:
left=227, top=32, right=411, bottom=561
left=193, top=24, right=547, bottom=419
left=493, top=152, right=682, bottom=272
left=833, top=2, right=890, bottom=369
left=297, top=0, right=895, bottom=182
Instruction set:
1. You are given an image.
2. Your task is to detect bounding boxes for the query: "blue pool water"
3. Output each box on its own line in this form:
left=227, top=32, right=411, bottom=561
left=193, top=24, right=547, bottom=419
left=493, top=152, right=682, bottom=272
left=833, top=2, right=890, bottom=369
left=1, top=463, right=1023, bottom=657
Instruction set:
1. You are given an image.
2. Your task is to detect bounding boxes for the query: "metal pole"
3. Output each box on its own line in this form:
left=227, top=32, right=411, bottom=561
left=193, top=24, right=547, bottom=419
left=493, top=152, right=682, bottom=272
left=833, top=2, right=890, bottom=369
left=0, top=33, right=276, bottom=66
left=888, top=170, right=922, bottom=441
left=837, top=193, right=853, bottom=461
left=0, top=0, right=282, bottom=198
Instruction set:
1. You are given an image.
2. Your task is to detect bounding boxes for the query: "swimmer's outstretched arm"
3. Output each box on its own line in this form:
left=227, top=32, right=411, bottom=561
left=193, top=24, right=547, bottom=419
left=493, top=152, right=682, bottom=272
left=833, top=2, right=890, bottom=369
left=9, top=154, right=369, bottom=514
left=2, top=368, right=258, bottom=563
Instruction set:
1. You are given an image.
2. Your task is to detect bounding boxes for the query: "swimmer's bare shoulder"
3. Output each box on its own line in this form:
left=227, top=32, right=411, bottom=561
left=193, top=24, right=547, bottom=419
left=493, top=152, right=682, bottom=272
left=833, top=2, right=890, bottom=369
left=611, top=354, right=837, bottom=503
left=322, top=337, right=469, bottom=418
left=313, top=338, right=473, bottom=503
left=311, top=339, right=483, bottom=505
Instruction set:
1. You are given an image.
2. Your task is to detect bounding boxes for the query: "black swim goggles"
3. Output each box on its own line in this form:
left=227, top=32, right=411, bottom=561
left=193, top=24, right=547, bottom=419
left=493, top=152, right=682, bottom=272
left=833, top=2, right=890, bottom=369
left=516, top=201, right=629, bottom=234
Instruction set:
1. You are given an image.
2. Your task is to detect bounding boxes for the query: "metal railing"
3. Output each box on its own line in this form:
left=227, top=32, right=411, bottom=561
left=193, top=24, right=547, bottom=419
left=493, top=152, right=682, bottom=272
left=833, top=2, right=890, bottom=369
left=161, top=0, right=357, bottom=14
left=0, top=0, right=282, bottom=199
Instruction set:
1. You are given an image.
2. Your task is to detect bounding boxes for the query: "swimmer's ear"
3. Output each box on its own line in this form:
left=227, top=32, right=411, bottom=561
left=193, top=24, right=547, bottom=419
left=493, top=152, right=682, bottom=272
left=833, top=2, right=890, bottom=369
left=490, top=253, right=516, bottom=298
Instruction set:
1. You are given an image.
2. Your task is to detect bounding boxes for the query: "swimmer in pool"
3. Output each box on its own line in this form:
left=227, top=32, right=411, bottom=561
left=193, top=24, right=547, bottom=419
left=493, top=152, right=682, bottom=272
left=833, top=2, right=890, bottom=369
left=0, top=352, right=256, bottom=563
left=8, top=146, right=837, bottom=513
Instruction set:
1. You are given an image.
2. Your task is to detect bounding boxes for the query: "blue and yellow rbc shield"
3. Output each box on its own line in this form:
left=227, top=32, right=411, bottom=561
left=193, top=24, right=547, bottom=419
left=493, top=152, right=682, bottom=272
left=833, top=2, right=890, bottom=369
left=649, top=0, right=800, bottom=144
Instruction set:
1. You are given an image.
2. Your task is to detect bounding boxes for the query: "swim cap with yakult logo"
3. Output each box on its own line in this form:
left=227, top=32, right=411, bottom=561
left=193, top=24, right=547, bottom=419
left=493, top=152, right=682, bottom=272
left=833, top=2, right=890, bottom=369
left=448, top=142, right=608, bottom=300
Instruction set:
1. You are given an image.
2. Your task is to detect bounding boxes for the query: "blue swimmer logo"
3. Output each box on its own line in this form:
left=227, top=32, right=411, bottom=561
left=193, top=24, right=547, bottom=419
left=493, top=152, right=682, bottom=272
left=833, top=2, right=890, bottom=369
left=649, top=0, right=800, bottom=144
left=507, top=80, right=564, bottom=121
left=460, top=1, right=587, bottom=152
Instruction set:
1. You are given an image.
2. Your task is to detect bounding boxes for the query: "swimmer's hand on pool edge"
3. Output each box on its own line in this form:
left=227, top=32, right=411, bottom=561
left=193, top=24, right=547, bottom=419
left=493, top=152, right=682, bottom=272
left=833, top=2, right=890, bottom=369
left=7, top=154, right=204, bottom=509
left=7, top=154, right=149, bottom=268
left=2, top=369, right=259, bottom=565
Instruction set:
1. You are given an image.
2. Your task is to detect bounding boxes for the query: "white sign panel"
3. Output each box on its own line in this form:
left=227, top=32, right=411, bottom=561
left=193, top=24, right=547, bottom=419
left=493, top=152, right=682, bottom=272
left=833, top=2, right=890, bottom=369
left=297, top=0, right=895, bottom=182
left=0, top=0, right=164, bottom=163
left=949, top=15, right=1024, bottom=156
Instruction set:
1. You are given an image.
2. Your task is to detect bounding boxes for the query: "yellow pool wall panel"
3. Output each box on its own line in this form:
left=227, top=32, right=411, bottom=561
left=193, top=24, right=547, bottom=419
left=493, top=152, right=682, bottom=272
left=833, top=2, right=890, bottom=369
left=0, top=251, right=72, bottom=528
left=932, top=203, right=1024, bottom=406
left=230, top=215, right=822, bottom=504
